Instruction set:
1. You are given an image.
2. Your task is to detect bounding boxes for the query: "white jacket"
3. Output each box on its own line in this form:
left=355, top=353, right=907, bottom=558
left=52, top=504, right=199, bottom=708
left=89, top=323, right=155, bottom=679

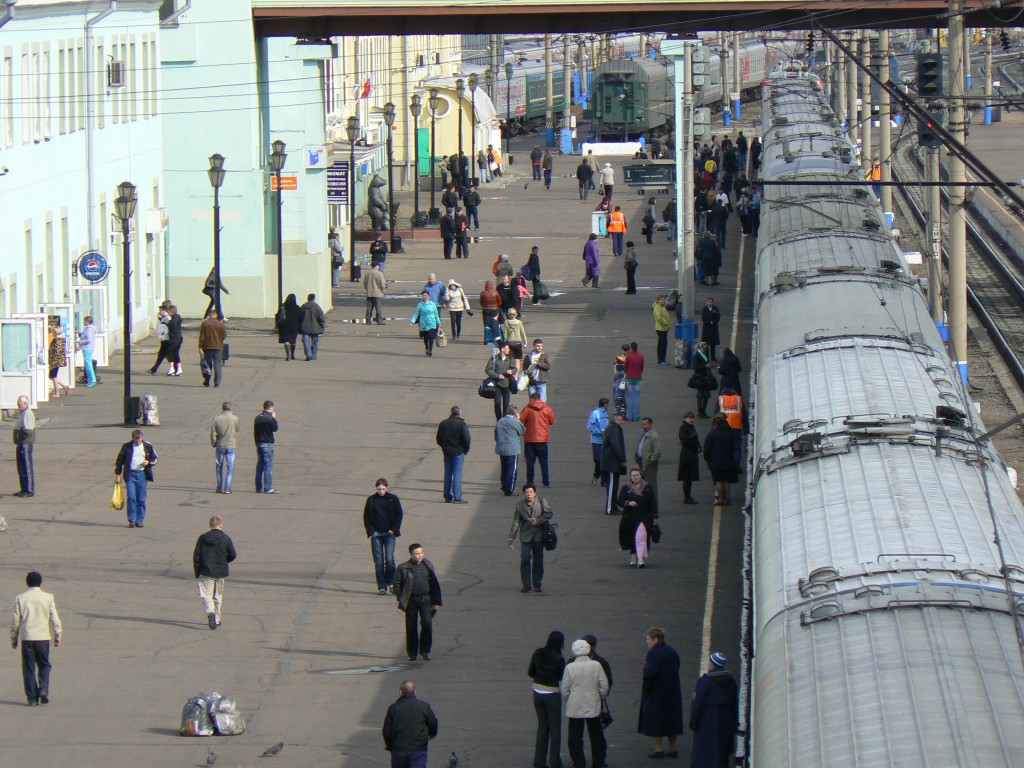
left=600, top=166, right=615, bottom=185
left=445, top=285, right=470, bottom=312
left=561, top=656, right=609, bottom=718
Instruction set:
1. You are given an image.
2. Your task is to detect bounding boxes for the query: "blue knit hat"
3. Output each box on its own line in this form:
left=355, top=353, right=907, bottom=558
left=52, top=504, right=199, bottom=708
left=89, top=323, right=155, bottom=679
left=710, top=652, right=727, bottom=668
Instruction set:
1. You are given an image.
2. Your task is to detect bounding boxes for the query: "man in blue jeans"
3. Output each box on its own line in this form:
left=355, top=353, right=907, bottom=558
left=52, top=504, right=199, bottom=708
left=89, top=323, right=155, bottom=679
left=114, top=430, right=158, bottom=528
left=434, top=405, right=471, bottom=503
left=254, top=401, right=278, bottom=494
left=382, top=680, right=439, bottom=767
left=363, top=479, right=404, bottom=595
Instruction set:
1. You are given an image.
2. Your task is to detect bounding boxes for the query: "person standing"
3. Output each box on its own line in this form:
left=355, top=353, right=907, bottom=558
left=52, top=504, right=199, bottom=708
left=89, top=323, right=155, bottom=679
left=363, top=264, right=388, bottom=326
left=703, top=416, right=738, bottom=506
left=702, top=297, right=721, bottom=361
left=495, top=405, right=525, bottom=497
left=165, top=304, right=184, bottom=376
left=697, top=231, right=722, bottom=286
left=586, top=398, right=610, bottom=486
left=439, top=208, right=456, bottom=260
left=678, top=412, right=702, bottom=505
left=13, top=396, right=35, bottom=497
left=193, top=515, right=236, bottom=630
left=636, top=417, right=663, bottom=511
left=529, top=631, right=566, bottom=768
left=600, top=412, right=627, bottom=515
left=441, top=183, right=460, bottom=212
left=276, top=293, right=302, bottom=360
left=114, top=429, right=158, bottom=528
left=254, top=401, right=279, bottom=494
left=643, top=197, right=657, bottom=245
left=623, top=342, right=645, bottom=422
left=370, top=232, right=389, bottom=273
left=382, top=680, right=439, bottom=767
left=435, top=405, right=471, bottom=504
left=410, top=291, right=441, bottom=357
left=477, top=148, right=490, bottom=184
left=748, top=185, right=761, bottom=236
left=639, top=627, right=684, bottom=759
left=530, top=146, right=544, bottom=181
left=653, top=296, right=671, bottom=365
left=329, top=228, right=346, bottom=288
left=300, top=293, right=327, bottom=361
left=607, top=206, right=627, bottom=258
left=624, top=241, right=639, bottom=294
left=79, top=315, right=98, bottom=386
left=736, top=130, right=748, bottom=173
left=393, top=544, right=442, bottom=661
left=520, top=392, right=556, bottom=488
left=578, top=633, right=613, bottom=692
left=444, top=279, right=471, bottom=340
left=599, top=163, right=615, bottom=199
left=363, top=479, right=403, bottom=595
left=462, top=185, right=482, bottom=230
left=10, top=571, right=61, bottom=706
left=689, top=652, right=739, bottom=768
left=717, top=348, right=742, bottom=396
left=210, top=402, right=239, bottom=494
left=525, top=246, right=543, bottom=303
left=576, top=158, right=593, bottom=200
left=507, top=483, right=553, bottom=593
left=47, top=321, right=69, bottom=399
left=486, top=342, right=517, bottom=420
left=618, top=468, right=657, bottom=567
left=525, top=339, right=550, bottom=402
left=454, top=208, right=471, bottom=259
left=562, top=639, right=609, bottom=768
left=198, top=310, right=226, bottom=387
left=582, top=233, right=601, bottom=288
left=542, top=150, right=554, bottom=189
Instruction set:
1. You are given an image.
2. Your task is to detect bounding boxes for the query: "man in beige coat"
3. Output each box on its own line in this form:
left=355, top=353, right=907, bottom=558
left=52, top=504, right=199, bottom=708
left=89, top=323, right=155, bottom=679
left=562, top=638, right=609, bottom=768
left=363, top=264, right=387, bottom=325
left=211, top=402, right=239, bottom=494
left=11, top=571, right=62, bottom=706
left=636, top=416, right=663, bottom=512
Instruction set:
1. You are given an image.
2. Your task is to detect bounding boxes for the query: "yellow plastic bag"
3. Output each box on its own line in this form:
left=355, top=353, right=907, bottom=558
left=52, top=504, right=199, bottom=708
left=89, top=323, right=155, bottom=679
left=111, top=482, right=124, bottom=511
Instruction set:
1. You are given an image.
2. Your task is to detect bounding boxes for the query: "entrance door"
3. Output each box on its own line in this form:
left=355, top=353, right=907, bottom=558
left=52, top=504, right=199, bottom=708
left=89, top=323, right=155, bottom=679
left=11, top=314, right=49, bottom=404
left=40, top=302, right=76, bottom=392
left=0, top=318, right=41, bottom=409
left=73, top=285, right=109, bottom=366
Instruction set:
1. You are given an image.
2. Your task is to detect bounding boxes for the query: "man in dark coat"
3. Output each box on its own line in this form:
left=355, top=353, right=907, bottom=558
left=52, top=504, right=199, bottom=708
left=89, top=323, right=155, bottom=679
left=382, top=680, right=439, bottom=766
left=496, top=274, right=522, bottom=317
left=393, top=544, right=443, bottom=661
left=435, top=406, right=471, bottom=503
left=462, top=185, right=482, bottom=230
left=638, top=627, right=684, bottom=759
left=114, top=429, right=158, bottom=528
left=439, top=208, right=457, bottom=260
left=697, top=232, right=722, bottom=287
left=576, top=159, right=593, bottom=200
left=441, top=184, right=460, bottom=211
left=193, top=515, right=237, bottom=629
left=530, top=146, right=544, bottom=180
left=701, top=296, right=721, bottom=360
left=689, top=652, right=739, bottom=768
left=600, top=411, right=627, bottom=515
left=453, top=208, right=470, bottom=259
left=717, top=348, right=742, bottom=395
left=300, top=293, right=326, bottom=361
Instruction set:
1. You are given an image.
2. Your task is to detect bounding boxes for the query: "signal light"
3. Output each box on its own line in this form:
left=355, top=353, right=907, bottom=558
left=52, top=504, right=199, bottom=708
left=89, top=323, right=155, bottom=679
left=1001, top=31, right=1011, bottom=52
left=918, top=111, right=943, bottom=148
left=916, top=52, right=944, bottom=98
left=806, top=31, right=814, bottom=55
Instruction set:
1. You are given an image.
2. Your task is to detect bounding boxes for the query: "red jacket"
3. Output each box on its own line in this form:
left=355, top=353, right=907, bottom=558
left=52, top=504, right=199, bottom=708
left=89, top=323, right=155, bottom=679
left=519, top=400, right=556, bottom=443
left=623, top=351, right=645, bottom=380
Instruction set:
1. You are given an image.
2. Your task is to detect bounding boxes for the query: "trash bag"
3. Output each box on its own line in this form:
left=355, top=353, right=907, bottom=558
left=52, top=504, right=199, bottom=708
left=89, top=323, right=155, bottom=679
left=210, top=696, right=236, bottom=713
left=180, top=695, right=215, bottom=737
left=111, top=483, right=125, bottom=511
left=212, top=711, right=246, bottom=735
left=141, top=392, right=160, bottom=426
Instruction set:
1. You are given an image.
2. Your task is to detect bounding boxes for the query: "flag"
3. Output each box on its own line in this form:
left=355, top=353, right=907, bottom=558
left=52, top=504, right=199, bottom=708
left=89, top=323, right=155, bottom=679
left=359, top=77, right=371, bottom=99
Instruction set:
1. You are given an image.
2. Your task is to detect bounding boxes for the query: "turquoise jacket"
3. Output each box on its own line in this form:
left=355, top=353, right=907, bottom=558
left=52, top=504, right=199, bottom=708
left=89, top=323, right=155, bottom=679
left=411, top=300, right=440, bottom=331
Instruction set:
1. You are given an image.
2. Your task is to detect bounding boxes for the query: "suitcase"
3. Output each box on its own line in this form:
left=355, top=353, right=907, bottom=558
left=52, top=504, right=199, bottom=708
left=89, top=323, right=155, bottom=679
left=351, top=263, right=362, bottom=282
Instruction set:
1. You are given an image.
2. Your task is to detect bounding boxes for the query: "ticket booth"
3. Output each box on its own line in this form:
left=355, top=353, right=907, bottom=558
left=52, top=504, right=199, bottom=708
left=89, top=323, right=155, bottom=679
left=40, top=302, right=77, bottom=394
left=0, top=317, right=45, bottom=409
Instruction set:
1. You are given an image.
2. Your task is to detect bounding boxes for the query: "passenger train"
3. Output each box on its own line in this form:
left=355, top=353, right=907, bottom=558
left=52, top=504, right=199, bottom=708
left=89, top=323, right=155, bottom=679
left=747, top=66, right=1024, bottom=766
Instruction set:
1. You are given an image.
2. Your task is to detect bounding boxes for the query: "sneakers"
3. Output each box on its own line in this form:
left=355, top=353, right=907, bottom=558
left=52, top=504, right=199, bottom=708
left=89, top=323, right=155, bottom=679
left=637, top=558, right=647, bottom=569
left=521, top=585, right=532, bottom=593
left=629, top=554, right=638, bottom=566
left=421, top=653, right=431, bottom=661
left=208, top=612, right=218, bottom=630
left=378, top=588, right=387, bottom=595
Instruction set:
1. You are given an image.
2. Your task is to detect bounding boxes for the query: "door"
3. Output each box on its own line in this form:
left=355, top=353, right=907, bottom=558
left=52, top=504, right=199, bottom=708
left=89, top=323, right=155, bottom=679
left=73, top=285, right=109, bottom=366
left=12, top=314, right=49, bottom=404
left=0, top=318, right=41, bottom=409
left=40, top=302, right=76, bottom=392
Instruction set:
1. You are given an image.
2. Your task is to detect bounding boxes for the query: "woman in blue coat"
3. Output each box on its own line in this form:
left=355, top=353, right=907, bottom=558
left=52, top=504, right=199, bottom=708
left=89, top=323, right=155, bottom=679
left=637, top=627, right=684, bottom=759
left=410, top=291, right=441, bottom=357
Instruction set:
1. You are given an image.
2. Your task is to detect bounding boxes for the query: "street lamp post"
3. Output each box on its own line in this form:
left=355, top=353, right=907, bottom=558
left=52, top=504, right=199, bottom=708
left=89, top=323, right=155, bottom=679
left=455, top=78, right=465, bottom=189
left=269, top=140, right=287, bottom=311
left=113, top=180, right=137, bottom=425
left=409, top=94, right=422, bottom=226
left=346, top=116, right=360, bottom=282
left=505, top=63, right=514, bottom=157
left=468, top=73, right=478, bottom=185
left=207, top=153, right=226, bottom=319
left=382, top=101, right=397, bottom=253
left=428, top=87, right=440, bottom=223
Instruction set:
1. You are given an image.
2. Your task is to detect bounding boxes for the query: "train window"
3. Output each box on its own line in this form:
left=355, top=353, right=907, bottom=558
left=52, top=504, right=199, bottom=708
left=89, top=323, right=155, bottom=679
left=605, top=97, right=612, bottom=112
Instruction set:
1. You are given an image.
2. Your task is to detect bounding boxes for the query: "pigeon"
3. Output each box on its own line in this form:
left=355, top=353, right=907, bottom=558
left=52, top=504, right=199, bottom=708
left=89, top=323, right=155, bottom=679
left=524, top=182, right=530, bottom=190
left=261, top=741, right=285, bottom=757
left=449, top=752, right=459, bottom=768
left=207, top=749, right=217, bottom=765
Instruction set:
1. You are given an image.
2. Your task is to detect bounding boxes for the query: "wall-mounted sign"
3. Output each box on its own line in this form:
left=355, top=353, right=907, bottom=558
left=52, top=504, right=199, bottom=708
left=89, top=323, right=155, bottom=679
left=306, top=146, right=327, bottom=168
left=327, top=162, right=349, bottom=205
left=271, top=175, right=298, bottom=191
left=77, top=251, right=110, bottom=283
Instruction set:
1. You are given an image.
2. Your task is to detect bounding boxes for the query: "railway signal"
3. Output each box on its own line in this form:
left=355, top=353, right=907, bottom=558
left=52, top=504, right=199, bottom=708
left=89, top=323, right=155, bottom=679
left=917, top=111, right=943, bottom=148
left=1001, top=30, right=1011, bottom=52
left=916, top=51, right=944, bottom=97
left=806, top=31, right=814, bottom=55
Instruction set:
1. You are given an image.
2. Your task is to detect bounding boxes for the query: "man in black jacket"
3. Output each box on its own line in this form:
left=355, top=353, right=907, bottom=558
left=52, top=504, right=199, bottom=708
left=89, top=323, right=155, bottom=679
left=599, top=412, right=627, bottom=515
left=193, top=515, right=237, bottom=630
left=462, top=185, right=482, bottom=230
left=394, top=545, right=443, bottom=661
left=363, top=478, right=404, bottom=595
left=435, top=406, right=471, bottom=504
left=439, top=208, right=456, bottom=260
left=114, top=430, right=158, bottom=528
left=382, top=680, right=438, bottom=766
left=453, top=208, right=470, bottom=259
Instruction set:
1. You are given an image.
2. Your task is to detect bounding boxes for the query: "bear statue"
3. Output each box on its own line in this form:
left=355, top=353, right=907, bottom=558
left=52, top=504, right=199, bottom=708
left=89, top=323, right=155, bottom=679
left=367, top=174, right=389, bottom=231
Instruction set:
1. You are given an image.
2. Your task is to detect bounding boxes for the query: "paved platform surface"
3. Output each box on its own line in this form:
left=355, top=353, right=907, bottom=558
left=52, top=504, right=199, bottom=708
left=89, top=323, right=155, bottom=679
left=0, top=133, right=754, bottom=767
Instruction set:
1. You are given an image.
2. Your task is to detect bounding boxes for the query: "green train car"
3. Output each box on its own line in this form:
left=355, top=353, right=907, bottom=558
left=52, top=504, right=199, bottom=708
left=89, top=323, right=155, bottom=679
left=592, top=59, right=673, bottom=140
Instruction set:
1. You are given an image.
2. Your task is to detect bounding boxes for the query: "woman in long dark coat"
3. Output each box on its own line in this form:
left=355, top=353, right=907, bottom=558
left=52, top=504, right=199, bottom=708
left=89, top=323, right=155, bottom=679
left=693, top=342, right=713, bottom=418
left=276, top=293, right=302, bottom=360
left=678, top=412, right=701, bottom=505
left=701, top=296, right=721, bottom=360
left=638, top=626, right=684, bottom=759
left=717, top=348, right=742, bottom=396
left=617, top=467, right=656, bottom=567
left=703, top=415, right=738, bottom=506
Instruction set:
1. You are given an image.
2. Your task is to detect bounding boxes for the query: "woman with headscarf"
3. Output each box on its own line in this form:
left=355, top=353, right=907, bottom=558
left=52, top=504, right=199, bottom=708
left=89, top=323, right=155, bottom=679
left=528, top=631, right=567, bottom=768
left=276, top=293, right=302, bottom=361
left=444, top=279, right=472, bottom=341
left=617, top=467, right=657, bottom=567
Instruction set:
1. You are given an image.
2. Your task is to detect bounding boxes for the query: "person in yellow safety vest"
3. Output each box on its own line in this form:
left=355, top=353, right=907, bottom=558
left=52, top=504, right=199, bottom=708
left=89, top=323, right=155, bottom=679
left=608, top=206, right=627, bottom=258
left=717, top=388, right=746, bottom=468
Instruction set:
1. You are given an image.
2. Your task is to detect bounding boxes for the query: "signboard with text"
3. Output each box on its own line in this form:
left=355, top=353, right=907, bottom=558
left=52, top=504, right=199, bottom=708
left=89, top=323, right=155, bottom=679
left=271, top=175, right=298, bottom=191
left=327, top=163, right=350, bottom=206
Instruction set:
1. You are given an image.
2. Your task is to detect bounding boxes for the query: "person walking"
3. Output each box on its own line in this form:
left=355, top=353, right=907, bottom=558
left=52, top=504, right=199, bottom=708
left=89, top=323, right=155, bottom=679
left=542, top=150, right=554, bottom=189
left=463, top=185, right=482, bottom=230
left=703, top=415, right=738, bottom=506
left=13, top=395, right=35, bottom=497
left=689, top=652, right=739, bottom=768
left=363, top=265, right=388, bottom=326
left=508, top=483, right=553, bottom=593
left=439, top=208, right=456, bottom=260
left=497, top=274, right=523, bottom=318
left=276, top=293, right=303, bottom=359
left=410, top=290, right=441, bottom=357
left=607, top=206, right=627, bottom=258
left=201, top=268, right=229, bottom=319
left=635, top=417, right=663, bottom=512
left=562, top=639, right=609, bottom=768
left=693, top=341, right=714, bottom=419
left=147, top=307, right=171, bottom=376
left=79, top=315, right=98, bottom=386
left=479, top=280, right=501, bottom=339
left=599, top=163, right=615, bottom=199
left=210, top=401, right=239, bottom=494
left=624, top=241, right=639, bottom=294
left=643, top=197, right=657, bottom=245
left=717, top=348, right=742, bottom=396
left=618, top=468, right=657, bottom=567
left=435, top=405, right=471, bottom=504
left=600, top=412, right=627, bottom=515
left=530, top=146, right=544, bottom=181
left=394, top=544, right=442, bottom=661
left=193, top=515, right=236, bottom=630
left=114, top=429, right=158, bottom=528
left=639, top=627, right=684, bottom=760
left=382, top=680, right=439, bottom=767
left=444, top=278, right=471, bottom=340
left=495, top=405, right=525, bottom=497
left=585, top=150, right=601, bottom=190
left=678, top=412, right=702, bottom=505
left=363, top=478, right=403, bottom=595
left=486, top=342, right=517, bottom=420
left=165, top=304, right=184, bottom=376
left=582, top=233, right=601, bottom=288
left=254, top=401, right=279, bottom=494
left=749, top=185, right=761, bottom=235
left=623, top=342, right=645, bottom=422
left=300, top=293, right=327, bottom=361
left=697, top=231, right=722, bottom=287
left=576, top=158, right=593, bottom=200
left=502, top=308, right=528, bottom=375
left=10, top=571, right=62, bottom=706
left=198, top=310, right=226, bottom=387
left=529, top=631, right=566, bottom=768
left=520, top=392, right=555, bottom=488
left=524, top=339, right=550, bottom=402
left=524, top=246, right=543, bottom=303
left=702, top=297, right=721, bottom=361
left=46, top=321, right=70, bottom=400
left=612, top=344, right=629, bottom=415
left=653, top=296, right=671, bottom=365
left=586, top=398, right=610, bottom=486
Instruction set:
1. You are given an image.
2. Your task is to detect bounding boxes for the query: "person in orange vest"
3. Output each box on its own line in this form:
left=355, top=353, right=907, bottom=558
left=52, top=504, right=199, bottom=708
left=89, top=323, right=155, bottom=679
left=608, top=206, right=627, bottom=258
left=717, top=387, right=746, bottom=467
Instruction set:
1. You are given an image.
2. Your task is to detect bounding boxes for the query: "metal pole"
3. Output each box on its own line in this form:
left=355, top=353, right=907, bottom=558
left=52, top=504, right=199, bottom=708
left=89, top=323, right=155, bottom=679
left=470, top=91, right=476, bottom=184
left=457, top=93, right=464, bottom=177
left=430, top=110, right=437, bottom=217
left=847, top=32, right=859, bottom=144
left=505, top=69, right=512, bottom=156
left=544, top=33, right=554, bottom=146
left=122, top=216, right=132, bottom=423
left=733, top=32, right=742, bottom=120
left=276, top=170, right=283, bottom=308
left=835, top=39, right=847, bottom=127
left=213, top=185, right=222, bottom=318
left=682, top=44, right=695, bottom=325
left=927, top=147, right=943, bottom=322
left=948, top=0, right=968, bottom=382
left=879, top=30, right=893, bottom=214
left=861, top=34, right=873, bottom=177
left=387, top=128, right=396, bottom=253
left=562, top=34, right=570, bottom=153
left=413, top=114, right=421, bottom=223
left=984, top=33, right=993, bottom=125
left=722, top=45, right=731, bottom=127
left=349, top=144, right=357, bottom=282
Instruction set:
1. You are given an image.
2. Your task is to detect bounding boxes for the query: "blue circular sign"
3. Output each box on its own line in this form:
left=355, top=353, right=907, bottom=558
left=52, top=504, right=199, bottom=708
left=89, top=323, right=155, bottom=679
left=78, top=251, right=109, bottom=283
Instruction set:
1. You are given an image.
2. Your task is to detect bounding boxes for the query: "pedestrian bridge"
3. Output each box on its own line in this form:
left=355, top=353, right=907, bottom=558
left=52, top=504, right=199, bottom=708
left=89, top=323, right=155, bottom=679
left=252, top=0, right=991, bottom=36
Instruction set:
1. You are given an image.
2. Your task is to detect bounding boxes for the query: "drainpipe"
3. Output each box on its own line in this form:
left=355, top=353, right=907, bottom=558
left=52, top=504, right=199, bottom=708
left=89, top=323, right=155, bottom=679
left=86, top=1, right=117, bottom=249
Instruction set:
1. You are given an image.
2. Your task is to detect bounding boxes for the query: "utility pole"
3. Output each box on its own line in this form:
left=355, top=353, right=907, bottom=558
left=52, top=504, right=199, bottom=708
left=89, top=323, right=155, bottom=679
left=848, top=31, right=859, bottom=145
left=836, top=38, right=847, bottom=128
left=722, top=43, right=731, bottom=127
left=861, top=34, right=873, bottom=177
left=544, top=33, right=554, bottom=147
left=562, top=35, right=571, bottom=153
left=948, top=0, right=968, bottom=383
left=732, top=32, right=742, bottom=121
left=879, top=30, right=893, bottom=215
left=984, top=32, right=993, bottom=124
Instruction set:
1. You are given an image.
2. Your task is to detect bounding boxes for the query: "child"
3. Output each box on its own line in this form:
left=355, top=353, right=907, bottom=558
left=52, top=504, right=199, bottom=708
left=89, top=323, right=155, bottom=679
left=624, top=241, right=639, bottom=295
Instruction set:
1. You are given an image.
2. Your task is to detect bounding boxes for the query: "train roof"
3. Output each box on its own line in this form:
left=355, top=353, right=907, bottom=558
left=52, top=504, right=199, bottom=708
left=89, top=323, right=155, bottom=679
left=593, top=57, right=670, bottom=79
left=757, top=194, right=892, bottom=252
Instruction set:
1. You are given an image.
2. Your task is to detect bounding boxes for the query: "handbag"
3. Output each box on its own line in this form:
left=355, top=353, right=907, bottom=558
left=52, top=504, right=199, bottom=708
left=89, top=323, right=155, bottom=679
left=541, top=522, right=558, bottom=552
left=534, top=281, right=551, bottom=301
left=516, top=372, right=530, bottom=392
left=599, top=698, right=613, bottom=729
left=111, top=482, right=125, bottom=511
left=705, top=371, right=718, bottom=390
left=436, top=328, right=448, bottom=347
left=650, top=523, right=662, bottom=544
left=478, top=379, right=497, bottom=399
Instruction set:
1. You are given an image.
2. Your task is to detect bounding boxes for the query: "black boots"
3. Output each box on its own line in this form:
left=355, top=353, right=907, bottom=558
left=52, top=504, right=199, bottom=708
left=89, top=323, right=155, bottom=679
left=697, top=397, right=709, bottom=418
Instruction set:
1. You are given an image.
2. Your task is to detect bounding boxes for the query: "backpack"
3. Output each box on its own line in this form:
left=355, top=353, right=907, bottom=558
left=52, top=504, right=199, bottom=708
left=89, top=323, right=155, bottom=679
left=542, top=521, right=558, bottom=551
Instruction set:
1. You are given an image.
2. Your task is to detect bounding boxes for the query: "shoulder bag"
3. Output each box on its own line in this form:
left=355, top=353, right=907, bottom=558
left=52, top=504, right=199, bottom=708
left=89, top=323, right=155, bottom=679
left=541, top=521, right=558, bottom=552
